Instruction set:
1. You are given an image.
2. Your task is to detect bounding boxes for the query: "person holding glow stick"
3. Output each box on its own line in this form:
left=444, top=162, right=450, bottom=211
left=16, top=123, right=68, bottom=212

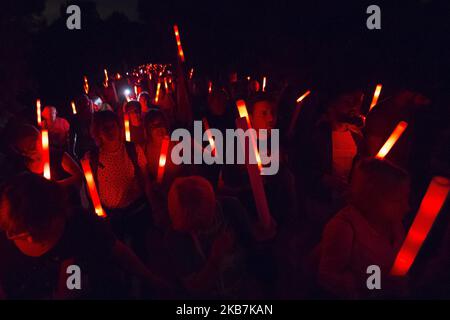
left=123, top=101, right=146, bottom=146
left=85, top=111, right=152, bottom=261
left=0, top=173, right=171, bottom=299
left=318, top=158, right=410, bottom=299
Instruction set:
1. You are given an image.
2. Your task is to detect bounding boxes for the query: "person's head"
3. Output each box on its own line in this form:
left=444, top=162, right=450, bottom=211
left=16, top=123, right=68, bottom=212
left=350, top=158, right=410, bottom=223
left=248, top=80, right=260, bottom=94
left=42, top=106, right=57, bottom=124
left=207, top=89, right=227, bottom=116
left=124, top=100, right=142, bottom=126
left=248, top=93, right=277, bottom=132
left=92, top=96, right=103, bottom=112
left=9, top=124, right=43, bottom=173
left=168, top=176, right=216, bottom=234
left=75, top=94, right=93, bottom=120
left=0, top=173, right=67, bottom=244
left=144, top=109, right=169, bottom=144
left=138, top=91, right=151, bottom=112
left=326, top=90, right=364, bottom=126
left=90, top=110, right=122, bottom=148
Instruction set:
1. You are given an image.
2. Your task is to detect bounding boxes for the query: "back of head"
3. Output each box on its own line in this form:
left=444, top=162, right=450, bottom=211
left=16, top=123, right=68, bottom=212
left=168, top=176, right=216, bottom=233
left=0, top=172, right=67, bottom=242
left=350, top=158, right=410, bottom=220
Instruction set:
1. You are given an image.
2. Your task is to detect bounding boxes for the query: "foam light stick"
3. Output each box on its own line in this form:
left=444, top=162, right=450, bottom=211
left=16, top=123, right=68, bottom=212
left=287, top=90, right=311, bottom=137
left=208, top=81, right=212, bottom=94
left=164, top=78, right=169, bottom=92
left=390, top=176, right=450, bottom=276
left=202, top=117, right=216, bottom=156
left=369, top=84, right=382, bottom=112
left=134, top=85, right=138, bottom=97
left=41, top=129, right=51, bottom=180
left=124, top=113, right=131, bottom=142
left=154, top=82, right=161, bottom=104
left=189, top=68, right=194, bottom=79
left=262, top=76, right=267, bottom=92
left=83, top=76, right=89, bottom=95
left=71, top=100, right=77, bottom=114
left=36, top=99, right=42, bottom=126
left=235, top=115, right=273, bottom=230
left=375, top=121, right=408, bottom=159
left=236, top=100, right=262, bottom=171
left=103, top=69, right=109, bottom=88
left=80, top=159, right=107, bottom=218
left=157, top=136, right=170, bottom=183
left=173, top=25, right=185, bottom=62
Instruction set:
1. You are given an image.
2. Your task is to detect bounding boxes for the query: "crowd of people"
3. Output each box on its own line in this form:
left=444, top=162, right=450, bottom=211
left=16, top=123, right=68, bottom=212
left=0, top=63, right=449, bottom=300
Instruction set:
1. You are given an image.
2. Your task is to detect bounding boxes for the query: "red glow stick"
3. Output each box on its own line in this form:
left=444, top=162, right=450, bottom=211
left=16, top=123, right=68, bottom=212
left=235, top=100, right=262, bottom=171
left=41, top=129, right=51, bottom=180
left=134, top=85, right=138, bottom=97
left=369, top=84, right=382, bottom=112
left=157, top=136, right=170, bottom=183
left=235, top=116, right=272, bottom=229
left=390, top=176, right=450, bottom=276
left=189, top=68, right=194, bottom=79
left=375, top=121, right=408, bottom=159
left=287, top=90, right=311, bottom=137
left=262, top=76, right=267, bottom=92
left=164, top=78, right=169, bottom=92
left=80, top=159, right=107, bottom=218
left=71, top=101, right=77, bottom=115
left=103, top=69, right=109, bottom=88
left=124, top=113, right=131, bottom=142
left=83, top=76, right=89, bottom=95
left=173, top=25, right=185, bottom=62
left=36, top=99, right=42, bottom=127
left=208, top=81, right=212, bottom=94
left=154, top=82, right=161, bottom=104
left=202, top=117, right=216, bottom=156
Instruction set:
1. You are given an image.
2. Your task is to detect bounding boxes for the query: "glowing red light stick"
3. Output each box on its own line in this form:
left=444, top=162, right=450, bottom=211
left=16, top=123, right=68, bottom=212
left=202, top=117, right=216, bottom=156
left=71, top=100, right=77, bottom=115
left=235, top=115, right=272, bottom=229
left=189, top=68, right=194, bottom=79
left=164, top=78, right=169, bottom=92
left=375, top=121, right=408, bottom=159
left=103, top=69, right=109, bottom=88
left=154, top=82, right=161, bottom=104
left=36, top=99, right=42, bottom=126
left=262, top=76, right=267, bottom=92
left=369, top=84, right=382, bottom=112
left=157, top=136, right=170, bottom=183
left=134, top=85, right=138, bottom=97
left=236, top=100, right=262, bottom=171
left=83, top=76, right=89, bottom=95
left=80, top=159, right=107, bottom=218
left=41, top=129, right=51, bottom=180
left=287, top=90, right=311, bottom=137
left=390, top=176, right=450, bottom=276
left=124, top=113, right=131, bottom=142
left=173, top=25, right=185, bottom=62
left=116, top=73, right=121, bottom=80
left=208, top=81, right=212, bottom=94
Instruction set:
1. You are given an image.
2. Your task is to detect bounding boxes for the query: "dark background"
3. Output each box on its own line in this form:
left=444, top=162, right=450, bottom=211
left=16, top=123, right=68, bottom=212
left=1, top=0, right=449, bottom=118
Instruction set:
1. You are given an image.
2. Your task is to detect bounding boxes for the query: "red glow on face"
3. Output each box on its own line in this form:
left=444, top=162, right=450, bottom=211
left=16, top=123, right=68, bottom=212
left=369, top=84, right=382, bottom=111
left=375, top=121, right=408, bottom=159
left=36, top=99, right=42, bottom=126
left=173, top=25, right=185, bottom=62
left=81, top=159, right=107, bottom=218
left=390, top=176, right=450, bottom=276
left=157, top=136, right=170, bottom=183
left=41, top=129, right=51, bottom=180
